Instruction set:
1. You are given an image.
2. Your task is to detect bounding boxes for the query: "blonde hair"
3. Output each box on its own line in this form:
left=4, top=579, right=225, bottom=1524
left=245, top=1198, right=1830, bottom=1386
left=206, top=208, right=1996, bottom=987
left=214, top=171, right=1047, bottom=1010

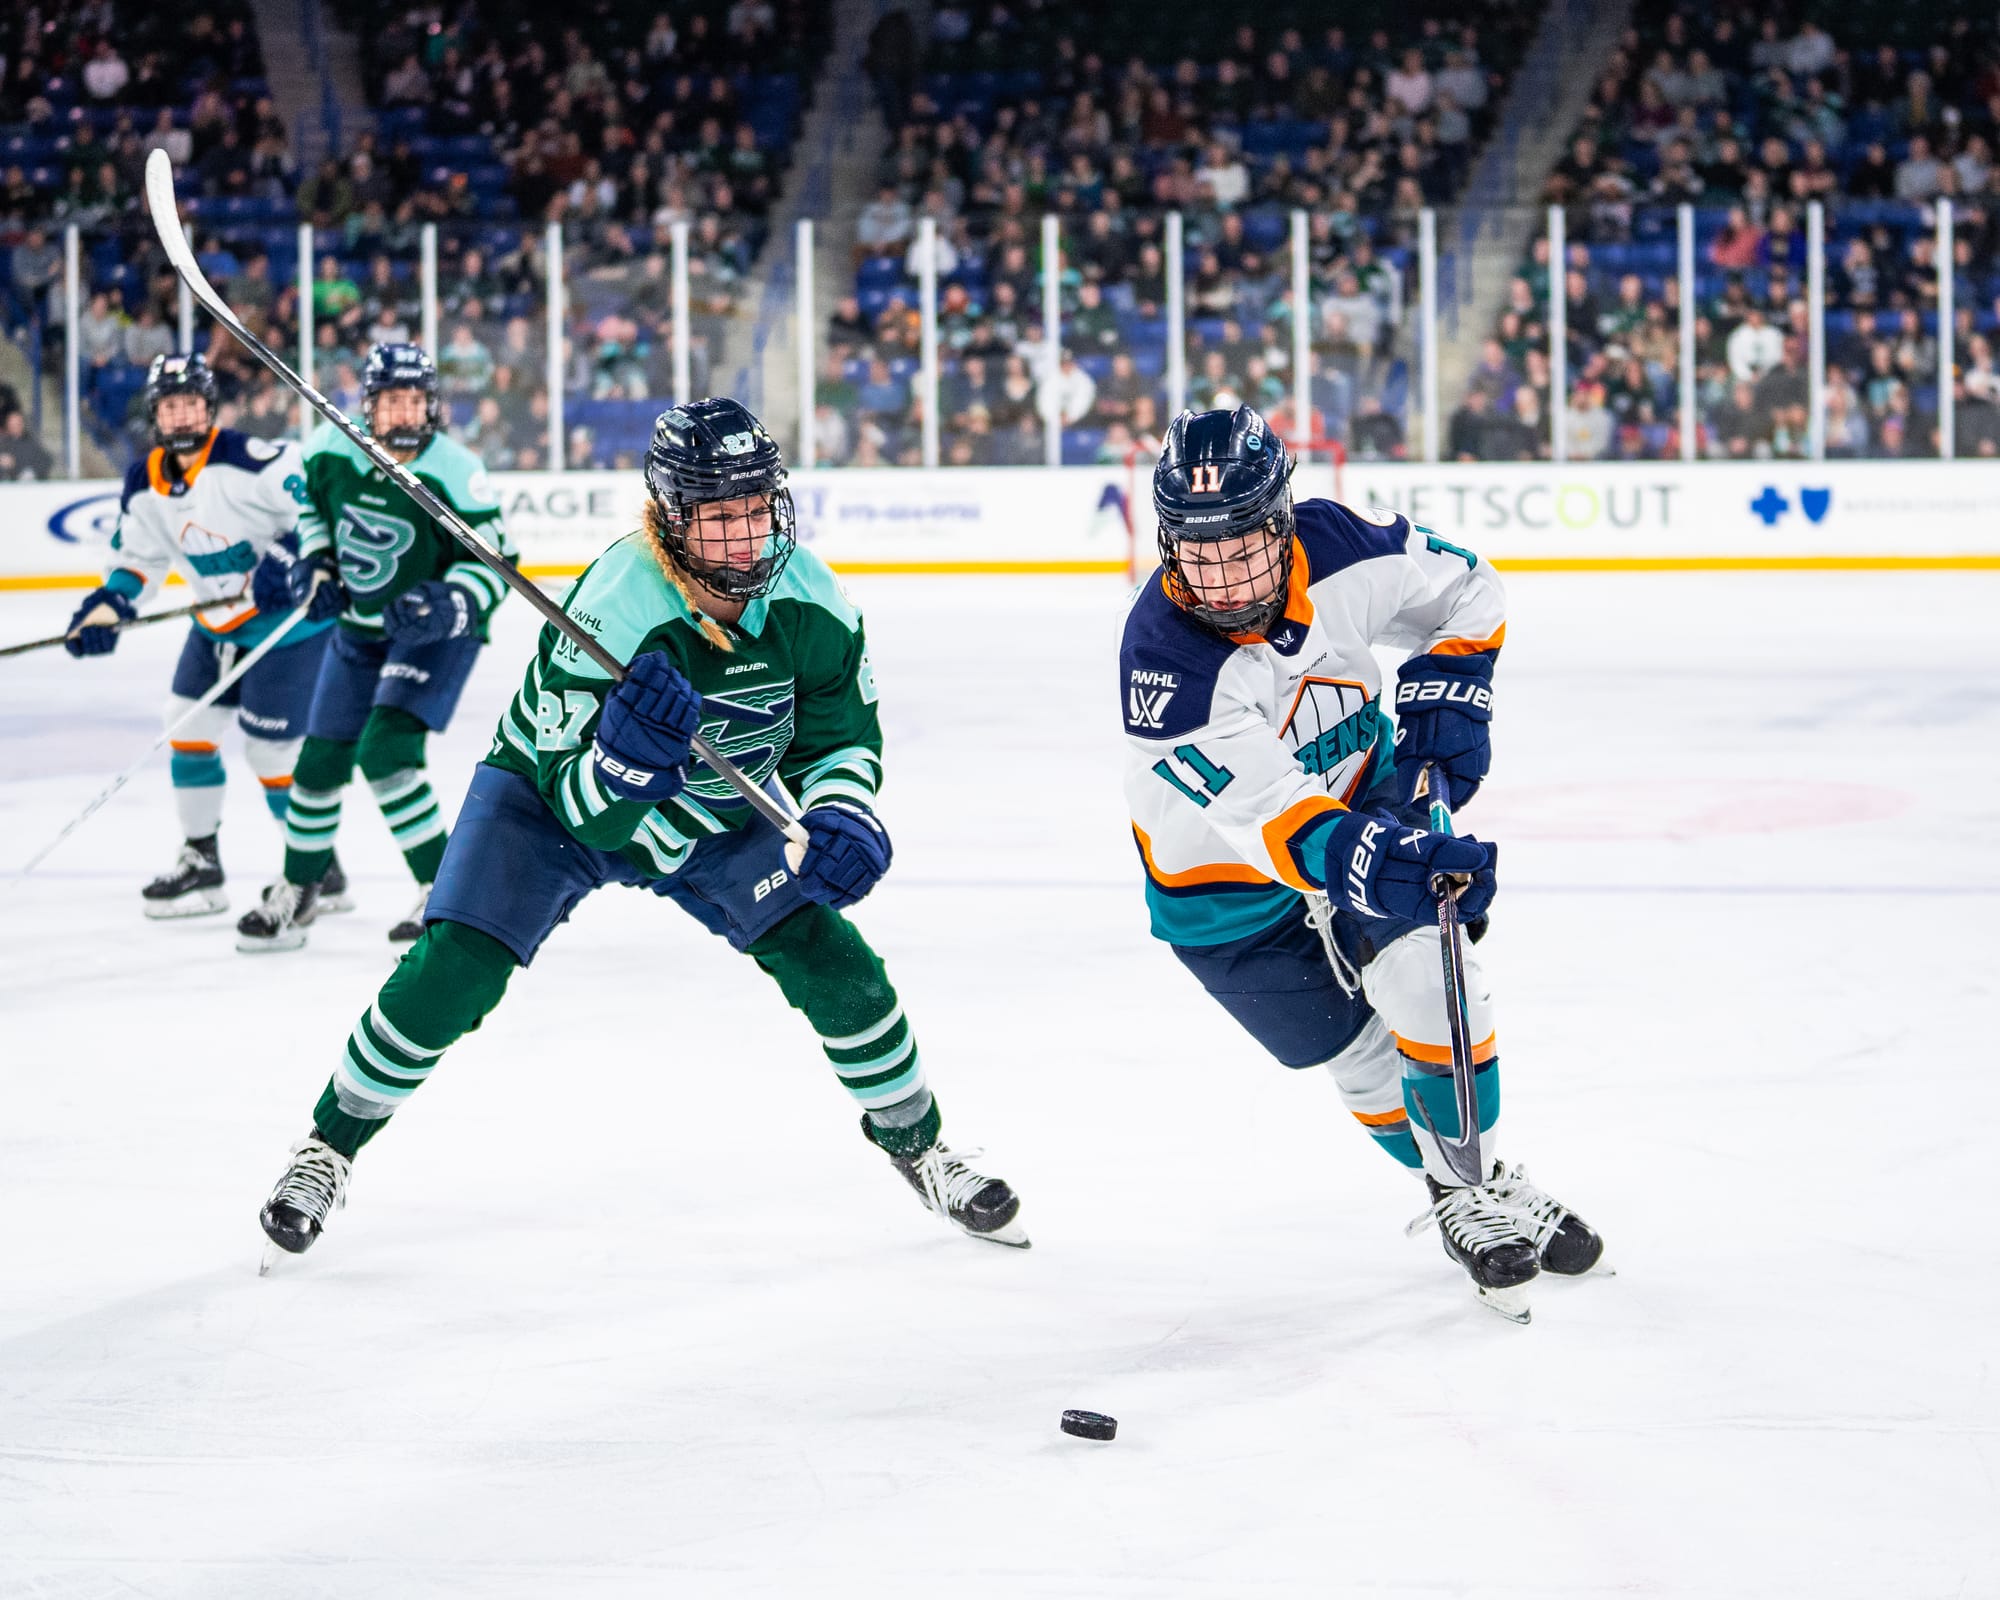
left=640, top=500, right=733, bottom=653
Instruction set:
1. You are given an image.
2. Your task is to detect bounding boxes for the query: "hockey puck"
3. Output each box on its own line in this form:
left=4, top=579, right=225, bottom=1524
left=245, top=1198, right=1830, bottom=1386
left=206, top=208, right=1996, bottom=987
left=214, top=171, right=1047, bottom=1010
left=1060, top=1409, right=1117, bottom=1441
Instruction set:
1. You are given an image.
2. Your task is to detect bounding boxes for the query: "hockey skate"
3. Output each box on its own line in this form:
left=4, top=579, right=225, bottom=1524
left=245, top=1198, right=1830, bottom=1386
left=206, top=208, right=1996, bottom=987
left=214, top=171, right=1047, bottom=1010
left=318, top=852, right=355, bottom=914
left=257, top=1134, right=350, bottom=1273
left=235, top=878, right=321, bottom=953
left=141, top=835, right=227, bottom=918
left=1489, top=1163, right=1608, bottom=1277
left=1407, top=1171, right=1541, bottom=1323
left=865, top=1117, right=1029, bottom=1248
left=387, top=883, right=432, bottom=943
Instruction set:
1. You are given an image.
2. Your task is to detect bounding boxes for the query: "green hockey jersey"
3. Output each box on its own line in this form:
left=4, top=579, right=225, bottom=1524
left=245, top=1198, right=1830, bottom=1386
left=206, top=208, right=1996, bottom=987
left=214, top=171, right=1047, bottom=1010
left=486, top=533, right=884, bottom=879
left=297, top=424, right=516, bottom=635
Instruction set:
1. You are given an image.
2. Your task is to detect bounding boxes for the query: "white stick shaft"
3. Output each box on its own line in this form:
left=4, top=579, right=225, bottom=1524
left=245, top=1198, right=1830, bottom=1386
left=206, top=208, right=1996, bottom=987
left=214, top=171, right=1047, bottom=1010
left=12, top=604, right=312, bottom=883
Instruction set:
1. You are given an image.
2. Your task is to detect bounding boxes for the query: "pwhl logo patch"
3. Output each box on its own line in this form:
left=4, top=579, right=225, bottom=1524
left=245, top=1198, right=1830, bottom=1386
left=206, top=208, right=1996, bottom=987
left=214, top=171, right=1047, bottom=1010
left=1127, top=668, right=1179, bottom=730
left=1749, top=486, right=1834, bottom=526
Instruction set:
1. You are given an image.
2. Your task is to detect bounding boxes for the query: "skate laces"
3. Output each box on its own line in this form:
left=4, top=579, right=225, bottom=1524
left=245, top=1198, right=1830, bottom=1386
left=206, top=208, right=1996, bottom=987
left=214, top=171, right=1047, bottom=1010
left=269, top=1138, right=350, bottom=1223
left=1406, top=1181, right=1528, bottom=1252
left=1488, top=1163, right=1570, bottom=1249
left=910, top=1144, right=994, bottom=1215
left=1303, top=893, right=1362, bottom=996
left=172, top=842, right=211, bottom=874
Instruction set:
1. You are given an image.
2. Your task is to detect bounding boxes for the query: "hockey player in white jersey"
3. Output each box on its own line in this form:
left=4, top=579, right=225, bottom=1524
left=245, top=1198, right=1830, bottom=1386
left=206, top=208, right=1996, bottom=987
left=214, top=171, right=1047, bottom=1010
left=64, top=353, right=348, bottom=917
left=1120, top=406, right=1604, bottom=1321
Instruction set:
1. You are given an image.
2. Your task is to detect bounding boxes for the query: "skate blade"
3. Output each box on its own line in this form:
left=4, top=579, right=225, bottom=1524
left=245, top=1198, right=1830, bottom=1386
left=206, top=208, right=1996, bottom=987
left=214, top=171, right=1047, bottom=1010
left=1476, top=1282, right=1532, bottom=1324
left=258, top=1241, right=281, bottom=1276
left=236, top=930, right=309, bottom=954
left=143, top=890, right=229, bottom=919
left=963, top=1219, right=1032, bottom=1249
left=318, top=892, right=356, bottom=914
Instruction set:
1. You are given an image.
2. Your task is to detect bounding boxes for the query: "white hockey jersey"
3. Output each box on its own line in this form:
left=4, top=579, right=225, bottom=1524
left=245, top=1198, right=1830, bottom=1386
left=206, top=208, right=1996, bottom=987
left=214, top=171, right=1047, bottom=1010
left=105, top=428, right=320, bottom=649
left=1119, top=497, right=1506, bottom=947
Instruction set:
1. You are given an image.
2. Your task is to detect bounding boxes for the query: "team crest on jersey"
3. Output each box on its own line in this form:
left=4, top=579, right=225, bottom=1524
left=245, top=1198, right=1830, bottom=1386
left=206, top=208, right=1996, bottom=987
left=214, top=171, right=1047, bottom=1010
left=1280, top=675, right=1381, bottom=801
left=686, top=681, right=796, bottom=801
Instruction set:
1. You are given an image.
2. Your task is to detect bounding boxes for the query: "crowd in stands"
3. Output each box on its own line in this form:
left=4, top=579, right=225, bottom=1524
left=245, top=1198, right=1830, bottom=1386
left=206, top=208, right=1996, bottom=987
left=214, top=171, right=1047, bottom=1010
left=815, top=1, right=1547, bottom=467
left=1453, top=1, right=2000, bottom=461
left=2, top=0, right=825, bottom=469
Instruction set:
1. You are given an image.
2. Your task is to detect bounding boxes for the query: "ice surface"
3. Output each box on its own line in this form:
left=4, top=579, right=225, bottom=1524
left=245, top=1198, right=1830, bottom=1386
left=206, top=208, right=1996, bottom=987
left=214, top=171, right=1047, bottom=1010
left=1, top=571, right=1995, bottom=1598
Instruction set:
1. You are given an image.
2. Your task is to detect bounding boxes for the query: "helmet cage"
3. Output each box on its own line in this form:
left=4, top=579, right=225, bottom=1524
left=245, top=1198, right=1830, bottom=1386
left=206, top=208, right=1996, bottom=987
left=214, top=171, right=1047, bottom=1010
left=145, top=353, right=218, bottom=455
left=1153, top=407, right=1298, bottom=636
left=362, top=344, right=441, bottom=454
left=643, top=402, right=798, bottom=601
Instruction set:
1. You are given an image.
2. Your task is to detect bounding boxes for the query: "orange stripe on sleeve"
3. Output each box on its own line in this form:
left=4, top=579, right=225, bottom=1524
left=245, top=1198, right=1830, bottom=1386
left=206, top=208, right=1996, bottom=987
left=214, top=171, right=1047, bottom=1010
left=1258, top=793, right=1347, bottom=892
left=1132, top=825, right=1274, bottom=889
left=1392, top=1031, right=1498, bottom=1066
left=1427, top=624, right=1506, bottom=656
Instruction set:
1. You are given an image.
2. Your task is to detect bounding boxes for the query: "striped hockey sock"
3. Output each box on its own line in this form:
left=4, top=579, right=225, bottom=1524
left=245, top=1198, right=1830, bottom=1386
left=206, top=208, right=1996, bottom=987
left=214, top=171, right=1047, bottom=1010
left=281, top=785, right=342, bottom=883
left=819, top=1002, right=938, bottom=1153
left=368, top=767, right=448, bottom=882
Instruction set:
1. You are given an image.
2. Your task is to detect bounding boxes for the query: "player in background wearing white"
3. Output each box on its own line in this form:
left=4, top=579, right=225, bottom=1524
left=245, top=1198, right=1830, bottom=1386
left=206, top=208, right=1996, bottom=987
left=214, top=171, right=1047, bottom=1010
left=63, top=353, right=347, bottom=918
left=1119, top=406, right=1604, bottom=1321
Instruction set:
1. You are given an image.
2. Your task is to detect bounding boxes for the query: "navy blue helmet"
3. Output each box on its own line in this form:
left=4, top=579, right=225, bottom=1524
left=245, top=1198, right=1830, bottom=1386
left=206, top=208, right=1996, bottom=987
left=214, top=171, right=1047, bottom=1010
left=1152, top=405, right=1296, bottom=635
left=362, top=342, right=441, bottom=454
left=144, top=352, right=219, bottom=455
left=644, top=398, right=797, bottom=600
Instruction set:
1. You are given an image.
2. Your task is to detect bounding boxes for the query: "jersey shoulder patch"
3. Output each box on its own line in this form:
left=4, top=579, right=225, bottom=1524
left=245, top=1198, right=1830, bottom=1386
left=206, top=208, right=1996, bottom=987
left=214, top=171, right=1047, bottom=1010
left=1293, top=497, right=1411, bottom=582
left=554, top=533, right=682, bottom=679
left=1118, top=572, right=1234, bottom=741
left=206, top=429, right=288, bottom=474
left=118, top=458, right=151, bottom=513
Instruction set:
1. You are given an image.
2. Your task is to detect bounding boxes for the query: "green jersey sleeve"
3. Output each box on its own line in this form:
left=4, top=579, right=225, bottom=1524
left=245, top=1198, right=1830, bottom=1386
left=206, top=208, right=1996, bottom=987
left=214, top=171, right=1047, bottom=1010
left=773, top=559, right=885, bottom=811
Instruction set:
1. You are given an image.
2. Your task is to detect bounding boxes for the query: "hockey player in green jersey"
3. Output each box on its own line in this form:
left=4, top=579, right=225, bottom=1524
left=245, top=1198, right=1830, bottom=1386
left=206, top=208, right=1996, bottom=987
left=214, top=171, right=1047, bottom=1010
left=254, top=398, right=1028, bottom=1264
left=238, top=342, right=516, bottom=952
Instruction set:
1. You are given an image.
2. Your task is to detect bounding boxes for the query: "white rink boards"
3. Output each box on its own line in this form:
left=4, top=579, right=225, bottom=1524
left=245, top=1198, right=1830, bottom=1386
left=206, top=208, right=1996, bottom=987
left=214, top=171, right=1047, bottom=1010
left=1, top=570, right=1995, bottom=1598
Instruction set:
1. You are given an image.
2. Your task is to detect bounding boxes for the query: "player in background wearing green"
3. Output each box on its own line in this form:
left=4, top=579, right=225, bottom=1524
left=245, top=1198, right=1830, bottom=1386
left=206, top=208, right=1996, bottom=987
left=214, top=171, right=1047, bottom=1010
left=238, top=343, right=515, bottom=952
left=254, top=399, right=1027, bottom=1266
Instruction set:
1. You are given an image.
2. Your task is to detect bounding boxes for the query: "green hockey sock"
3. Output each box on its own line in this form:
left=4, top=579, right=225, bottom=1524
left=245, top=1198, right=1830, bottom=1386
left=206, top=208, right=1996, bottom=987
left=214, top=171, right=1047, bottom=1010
left=749, top=904, right=939, bottom=1156
left=283, top=736, right=356, bottom=885
left=312, top=919, right=518, bottom=1158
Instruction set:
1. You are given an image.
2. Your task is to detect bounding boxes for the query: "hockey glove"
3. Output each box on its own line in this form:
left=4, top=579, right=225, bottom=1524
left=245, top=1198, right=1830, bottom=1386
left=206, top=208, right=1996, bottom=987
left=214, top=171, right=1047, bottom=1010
left=1318, top=810, right=1496, bottom=925
left=253, top=547, right=347, bottom=623
left=1393, top=652, right=1494, bottom=811
left=592, top=651, right=702, bottom=802
left=382, top=579, right=474, bottom=645
left=793, top=802, right=893, bottom=910
left=63, top=585, right=137, bottom=657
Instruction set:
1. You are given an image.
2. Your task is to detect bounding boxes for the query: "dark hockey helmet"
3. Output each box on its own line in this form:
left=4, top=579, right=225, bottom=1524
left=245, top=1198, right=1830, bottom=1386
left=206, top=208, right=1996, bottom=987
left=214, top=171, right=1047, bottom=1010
left=362, top=341, right=441, bottom=454
left=144, top=352, right=219, bottom=455
left=643, top=398, right=798, bottom=601
left=1152, top=405, right=1296, bottom=636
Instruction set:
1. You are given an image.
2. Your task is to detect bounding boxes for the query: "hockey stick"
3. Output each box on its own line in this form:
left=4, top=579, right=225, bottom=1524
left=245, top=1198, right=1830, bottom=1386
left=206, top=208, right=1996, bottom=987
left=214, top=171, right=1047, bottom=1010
left=9, top=601, right=313, bottom=884
left=1403, top=763, right=1486, bottom=1186
left=2, top=598, right=222, bottom=659
left=143, top=150, right=809, bottom=860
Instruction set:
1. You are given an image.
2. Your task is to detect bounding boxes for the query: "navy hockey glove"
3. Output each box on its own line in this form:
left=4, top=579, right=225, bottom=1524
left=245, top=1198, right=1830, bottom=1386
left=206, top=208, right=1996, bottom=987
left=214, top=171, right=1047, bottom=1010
left=1319, top=810, right=1496, bottom=925
left=1393, top=652, right=1494, bottom=810
left=592, top=651, right=702, bottom=802
left=382, top=579, right=474, bottom=645
left=253, top=547, right=346, bottom=623
left=63, top=585, right=137, bottom=657
left=793, top=802, right=893, bottom=909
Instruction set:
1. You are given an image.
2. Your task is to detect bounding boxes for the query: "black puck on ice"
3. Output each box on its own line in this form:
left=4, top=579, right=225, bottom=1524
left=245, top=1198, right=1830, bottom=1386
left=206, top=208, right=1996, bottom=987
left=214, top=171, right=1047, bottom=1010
left=1060, top=1409, right=1117, bottom=1441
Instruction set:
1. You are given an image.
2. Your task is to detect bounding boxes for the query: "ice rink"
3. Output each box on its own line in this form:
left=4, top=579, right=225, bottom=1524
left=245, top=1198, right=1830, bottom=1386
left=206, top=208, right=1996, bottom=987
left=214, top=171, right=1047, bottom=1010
left=1, top=568, right=1995, bottom=1598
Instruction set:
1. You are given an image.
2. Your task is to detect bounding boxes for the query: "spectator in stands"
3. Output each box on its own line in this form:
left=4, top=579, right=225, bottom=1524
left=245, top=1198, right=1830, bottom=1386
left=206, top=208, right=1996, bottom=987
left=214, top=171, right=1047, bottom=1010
left=1349, top=395, right=1405, bottom=461
left=1041, top=349, right=1097, bottom=428
left=122, top=303, right=174, bottom=370
left=0, top=410, right=54, bottom=481
left=854, top=184, right=913, bottom=266
left=1895, top=137, right=1945, bottom=203
left=437, top=324, right=496, bottom=399
left=82, top=40, right=131, bottom=102
left=1726, top=306, right=1783, bottom=383
left=9, top=228, right=61, bottom=329
left=1562, top=381, right=1613, bottom=460
left=78, top=291, right=125, bottom=370
left=1448, top=387, right=1494, bottom=461
left=1485, top=387, right=1544, bottom=460
left=298, top=160, right=356, bottom=230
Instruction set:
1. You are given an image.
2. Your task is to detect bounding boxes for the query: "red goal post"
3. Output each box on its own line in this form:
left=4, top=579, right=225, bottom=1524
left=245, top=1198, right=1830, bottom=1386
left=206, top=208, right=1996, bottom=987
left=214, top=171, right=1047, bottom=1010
left=1121, top=434, right=1345, bottom=586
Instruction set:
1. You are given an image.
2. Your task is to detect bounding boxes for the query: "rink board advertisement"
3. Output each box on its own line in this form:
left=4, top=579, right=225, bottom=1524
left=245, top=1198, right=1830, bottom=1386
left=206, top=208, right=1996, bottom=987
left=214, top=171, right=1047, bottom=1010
left=3, top=461, right=1997, bottom=585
